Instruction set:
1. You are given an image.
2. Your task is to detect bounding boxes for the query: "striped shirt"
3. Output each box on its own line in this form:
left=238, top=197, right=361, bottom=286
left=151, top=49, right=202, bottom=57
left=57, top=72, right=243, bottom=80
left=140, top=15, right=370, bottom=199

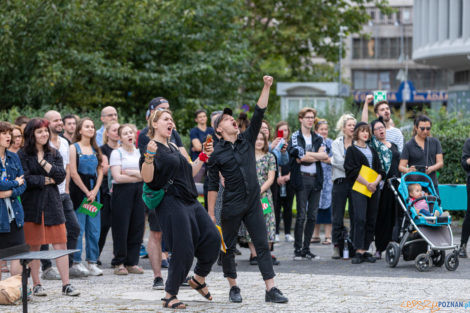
left=386, top=127, right=404, bottom=153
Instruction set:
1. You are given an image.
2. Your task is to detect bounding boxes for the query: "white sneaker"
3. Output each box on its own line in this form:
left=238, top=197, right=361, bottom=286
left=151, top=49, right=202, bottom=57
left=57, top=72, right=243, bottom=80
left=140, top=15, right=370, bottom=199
left=70, top=264, right=88, bottom=278
left=75, top=263, right=90, bottom=276
left=274, top=234, right=280, bottom=242
left=285, top=234, right=294, bottom=242
left=86, top=263, right=103, bottom=276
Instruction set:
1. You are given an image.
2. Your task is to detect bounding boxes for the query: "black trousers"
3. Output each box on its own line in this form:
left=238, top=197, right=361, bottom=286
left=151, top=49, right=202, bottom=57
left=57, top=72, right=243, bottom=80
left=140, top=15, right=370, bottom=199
left=350, top=190, right=380, bottom=251
left=111, top=183, right=145, bottom=266
left=221, top=197, right=275, bottom=281
left=374, top=182, right=396, bottom=252
left=331, top=179, right=354, bottom=245
left=461, top=176, right=470, bottom=245
left=158, top=195, right=220, bottom=295
left=273, top=182, right=294, bottom=235
left=41, top=193, right=81, bottom=269
left=98, top=191, right=112, bottom=256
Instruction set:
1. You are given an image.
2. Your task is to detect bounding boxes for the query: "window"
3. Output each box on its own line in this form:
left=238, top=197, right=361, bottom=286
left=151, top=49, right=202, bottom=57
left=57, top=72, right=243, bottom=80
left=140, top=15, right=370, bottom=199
left=455, top=70, right=470, bottom=85
left=402, top=8, right=411, bottom=23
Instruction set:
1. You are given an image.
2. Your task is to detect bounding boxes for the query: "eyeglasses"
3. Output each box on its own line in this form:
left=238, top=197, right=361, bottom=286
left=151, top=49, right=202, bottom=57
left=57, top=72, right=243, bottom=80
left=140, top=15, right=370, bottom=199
left=374, top=126, right=385, bottom=131
left=303, top=116, right=315, bottom=120
left=419, top=127, right=431, bottom=131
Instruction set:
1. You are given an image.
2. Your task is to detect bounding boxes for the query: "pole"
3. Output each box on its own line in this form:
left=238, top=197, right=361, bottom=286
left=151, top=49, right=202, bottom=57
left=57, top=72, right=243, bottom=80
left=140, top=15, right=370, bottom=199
left=338, top=33, right=342, bottom=96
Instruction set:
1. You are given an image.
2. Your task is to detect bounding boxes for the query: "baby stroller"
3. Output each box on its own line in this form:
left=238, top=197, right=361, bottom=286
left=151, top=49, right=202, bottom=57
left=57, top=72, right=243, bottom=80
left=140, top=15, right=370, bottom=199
left=385, top=172, right=459, bottom=272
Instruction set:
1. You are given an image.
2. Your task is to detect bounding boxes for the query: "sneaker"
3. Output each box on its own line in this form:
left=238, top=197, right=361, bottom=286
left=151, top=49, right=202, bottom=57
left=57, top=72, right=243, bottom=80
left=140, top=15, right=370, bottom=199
left=161, top=259, right=169, bottom=268
left=86, top=263, right=103, bottom=276
left=62, top=284, right=80, bottom=296
left=229, top=286, right=242, bottom=303
left=459, top=244, right=468, bottom=258
left=362, top=252, right=376, bottom=263
left=285, top=234, right=294, bottom=242
left=33, top=284, right=47, bottom=297
left=351, top=252, right=364, bottom=264
left=302, top=251, right=320, bottom=260
left=249, top=255, right=258, bottom=265
left=153, top=277, right=164, bottom=290
left=271, top=255, right=280, bottom=265
left=69, top=264, right=88, bottom=278
left=332, top=246, right=341, bottom=259
left=293, top=250, right=303, bottom=261
left=75, top=263, right=90, bottom=276
left=274, top=234, right=280, bottom=242
left=41, top=267, right=61, bottom=280
left=265, top=287, right=288, bottom=303
left=140, top=245, right=148, bottom=258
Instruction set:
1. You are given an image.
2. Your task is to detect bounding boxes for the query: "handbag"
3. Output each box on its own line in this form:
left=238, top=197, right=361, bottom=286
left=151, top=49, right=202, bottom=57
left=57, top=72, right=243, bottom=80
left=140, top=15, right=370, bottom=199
left=0, top=275, right=21, bottom=305
left=142, top=183, right=165, bottom=210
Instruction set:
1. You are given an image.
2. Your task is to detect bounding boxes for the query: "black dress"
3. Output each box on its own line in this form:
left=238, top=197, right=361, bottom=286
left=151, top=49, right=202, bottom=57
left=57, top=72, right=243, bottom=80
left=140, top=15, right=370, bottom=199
left=139, top=142, right=220, bottom=296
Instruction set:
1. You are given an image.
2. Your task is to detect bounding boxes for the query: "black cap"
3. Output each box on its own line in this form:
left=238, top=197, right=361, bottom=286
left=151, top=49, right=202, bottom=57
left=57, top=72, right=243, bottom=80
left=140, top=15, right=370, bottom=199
left=354, top=121, right=369, bottom=131
left=148, top=97, right=169, bottom=111
left=213, top=108, right=233, bottom=131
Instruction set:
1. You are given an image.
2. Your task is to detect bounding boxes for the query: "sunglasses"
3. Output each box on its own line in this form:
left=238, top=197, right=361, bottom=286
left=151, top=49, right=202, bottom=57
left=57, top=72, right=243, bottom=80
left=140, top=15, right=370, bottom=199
left=419, top=127, right=431, bottom=131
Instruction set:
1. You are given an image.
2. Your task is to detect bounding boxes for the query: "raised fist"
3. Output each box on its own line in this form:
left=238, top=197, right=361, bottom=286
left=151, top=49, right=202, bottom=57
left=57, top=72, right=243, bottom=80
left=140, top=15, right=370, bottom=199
left=365, top=94, right=373, bottom=104
left=263, top=75, right=273, bottom=87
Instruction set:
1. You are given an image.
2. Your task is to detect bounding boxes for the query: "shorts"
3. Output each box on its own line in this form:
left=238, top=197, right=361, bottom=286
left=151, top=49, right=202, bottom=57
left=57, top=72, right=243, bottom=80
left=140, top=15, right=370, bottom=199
left=148, top=210, right=161, bottom=232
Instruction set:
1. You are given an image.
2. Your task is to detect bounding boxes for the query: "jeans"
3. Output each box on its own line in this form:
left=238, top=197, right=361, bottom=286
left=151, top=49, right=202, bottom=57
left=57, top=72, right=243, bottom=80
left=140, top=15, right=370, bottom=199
left=294, top=175, right=321, bottom=252
left=350, top=190, right=380, bottom=251
left=331, top=179, right=354, bottom=245
left=73, top=209, right=101, bottom=263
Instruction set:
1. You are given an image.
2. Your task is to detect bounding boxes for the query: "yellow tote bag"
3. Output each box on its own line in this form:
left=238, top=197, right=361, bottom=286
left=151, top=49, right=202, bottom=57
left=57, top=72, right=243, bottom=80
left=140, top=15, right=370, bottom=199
left=352, top=165, right=379, bottom=198
left=216, top=225, right=227, bottom=253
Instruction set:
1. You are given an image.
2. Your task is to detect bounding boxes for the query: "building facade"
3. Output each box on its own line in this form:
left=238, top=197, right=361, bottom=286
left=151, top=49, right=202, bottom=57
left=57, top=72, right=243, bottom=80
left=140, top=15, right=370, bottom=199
left=412, top=0, right=470, bottom=113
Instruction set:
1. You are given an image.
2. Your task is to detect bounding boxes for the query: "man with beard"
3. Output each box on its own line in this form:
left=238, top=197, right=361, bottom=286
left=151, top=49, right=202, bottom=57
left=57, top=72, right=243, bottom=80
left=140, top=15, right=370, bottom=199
left=361, top=95, right=404, bottom=152
left=40, top=111, right=84, bottom=278
left=207, top=76, right=288, bottom=304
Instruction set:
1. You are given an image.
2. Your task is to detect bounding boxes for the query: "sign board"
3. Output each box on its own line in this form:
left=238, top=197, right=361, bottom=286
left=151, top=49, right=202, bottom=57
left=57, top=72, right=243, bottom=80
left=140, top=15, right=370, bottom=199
left=373, top=91, right=387, bottom=104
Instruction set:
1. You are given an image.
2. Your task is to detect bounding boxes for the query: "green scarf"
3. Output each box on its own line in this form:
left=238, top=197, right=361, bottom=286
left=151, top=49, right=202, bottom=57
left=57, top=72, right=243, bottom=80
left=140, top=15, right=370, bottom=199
left=371, top=136, right=392, bottom=174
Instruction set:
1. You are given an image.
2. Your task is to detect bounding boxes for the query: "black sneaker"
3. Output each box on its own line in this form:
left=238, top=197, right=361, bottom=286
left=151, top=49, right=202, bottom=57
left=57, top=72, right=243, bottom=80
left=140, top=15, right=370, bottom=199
left=362, top=252, right=376, bottom=263
left=249, top=256, right=258, bottom=265
left=229, top=286, right=242, bottom=303
left=293, top=250, right=303, bottom=260
left=459, top=244, right=468, bottom=258
left=271, top=255, right=280, bottom=265
left=153, top=277, right=164, bottom=290
left=351, top=252, right=364, bottom=264
left=302, top=251, right=319, bottom=260
left=62, top=284, right=80, bottom=297
left=265, top=287, right=288, bottom=303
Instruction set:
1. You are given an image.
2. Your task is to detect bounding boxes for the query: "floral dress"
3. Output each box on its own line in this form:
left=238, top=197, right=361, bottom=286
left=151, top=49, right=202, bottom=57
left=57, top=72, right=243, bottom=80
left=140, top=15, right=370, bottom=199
left=239, top=153, right=276, bottom=243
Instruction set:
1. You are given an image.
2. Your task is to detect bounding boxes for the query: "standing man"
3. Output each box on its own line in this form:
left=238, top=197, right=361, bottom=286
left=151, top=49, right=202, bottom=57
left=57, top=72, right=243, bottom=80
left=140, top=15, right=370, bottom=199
left=190, top=110, right=214, bottom=161
left=288, top=108, right=328, bottom=260
left=361, top=95, right=404, bottom=152
left=43, top=110, right=85, bottom=278
left=96, top=106, right=118, bottom=146
left=61, top=114, right=77, bottom=144
left=207, top=76, right=288, bottom=304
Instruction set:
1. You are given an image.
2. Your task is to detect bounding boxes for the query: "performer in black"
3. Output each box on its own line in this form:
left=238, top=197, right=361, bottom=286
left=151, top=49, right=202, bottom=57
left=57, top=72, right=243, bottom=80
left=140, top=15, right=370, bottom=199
left=140, top=109, right=220, bottom=310
left=207, top=76, right=288, bottom=303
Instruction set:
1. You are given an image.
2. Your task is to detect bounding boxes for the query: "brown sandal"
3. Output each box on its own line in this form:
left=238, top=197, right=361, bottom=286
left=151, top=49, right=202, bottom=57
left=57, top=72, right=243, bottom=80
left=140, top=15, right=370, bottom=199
left=188, top=276, right=212, bottom=300
left=322, top=237, right=332, bottom=245
left=114, top=265, right=128, bottom=275
left=161, top=296, right=186, bottom=309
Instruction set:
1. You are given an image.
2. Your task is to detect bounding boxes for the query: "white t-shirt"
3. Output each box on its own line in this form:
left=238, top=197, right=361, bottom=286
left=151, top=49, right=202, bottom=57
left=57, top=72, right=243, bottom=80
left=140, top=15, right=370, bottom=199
left=49, top=136, right=69, bottom=194
left=300, top=135, right=317, bottom=174
left=109, top=147, right=141, bottom=184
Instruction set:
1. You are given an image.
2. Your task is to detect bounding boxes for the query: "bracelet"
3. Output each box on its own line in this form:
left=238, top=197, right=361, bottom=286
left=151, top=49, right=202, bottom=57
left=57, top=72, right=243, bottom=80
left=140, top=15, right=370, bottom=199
left=40, top=159, right=47, bottom=167
left=144, top=152, right=155, bottom=159
left=146, top=150, right=156, bottom=155
left=198, top=152, right=209, bottom=163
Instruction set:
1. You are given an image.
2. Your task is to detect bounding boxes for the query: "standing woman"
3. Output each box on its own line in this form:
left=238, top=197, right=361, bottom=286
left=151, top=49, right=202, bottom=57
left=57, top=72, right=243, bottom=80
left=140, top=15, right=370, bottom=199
left=110, top=124, right=145, bottom=275
left=331, top=114, right=356, bottom=259
left=0, top=122, right=26, bottom=280
left=141, top=109, right=220, bottom=309
left=460, top=137, right=470, bottom=258
left=312, top=119, right=333, bottom=245
left=369, top=117, right=400, bottom=259
left=344, top=122, right=384, bottom=264
left=69, top=118, right=104, bottom=276
left=8, top=125, right=24, bottom=154
left=97, top=121, right=120, bottom=262
left=19, top=118, right=79, bottom=296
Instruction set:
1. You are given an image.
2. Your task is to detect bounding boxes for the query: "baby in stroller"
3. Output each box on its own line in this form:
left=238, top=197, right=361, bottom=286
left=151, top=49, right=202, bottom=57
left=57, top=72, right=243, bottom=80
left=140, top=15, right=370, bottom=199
left=407, top=183, right=449, bottom=217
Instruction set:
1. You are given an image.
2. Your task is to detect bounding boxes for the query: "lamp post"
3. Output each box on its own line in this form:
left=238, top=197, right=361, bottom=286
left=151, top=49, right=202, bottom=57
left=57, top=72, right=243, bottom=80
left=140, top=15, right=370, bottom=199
left=338, top=26, right=348, bottom=96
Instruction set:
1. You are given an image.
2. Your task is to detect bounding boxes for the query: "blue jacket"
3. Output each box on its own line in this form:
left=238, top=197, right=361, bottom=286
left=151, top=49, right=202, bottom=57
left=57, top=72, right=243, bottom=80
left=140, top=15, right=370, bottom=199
left=0, top=150, right=26, bottom=232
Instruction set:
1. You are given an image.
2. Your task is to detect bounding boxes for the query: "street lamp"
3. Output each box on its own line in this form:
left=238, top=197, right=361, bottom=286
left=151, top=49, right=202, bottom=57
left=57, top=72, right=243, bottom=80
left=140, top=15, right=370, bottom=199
left=338, top=26, right=348, bottom=96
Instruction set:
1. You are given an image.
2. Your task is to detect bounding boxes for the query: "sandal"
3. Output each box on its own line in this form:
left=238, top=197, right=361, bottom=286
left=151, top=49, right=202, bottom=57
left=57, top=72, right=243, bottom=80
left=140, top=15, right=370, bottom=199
left=161, top=296, right=186, bottom=309
left=322, top=237, right=332, bottom=245
left=114, top=265, right=128, bottom=275
left=311, top=237, right=321, bottom=243
left=188, top=276, right=212, bottom=300
left=126, top=265, right=144, bottom=274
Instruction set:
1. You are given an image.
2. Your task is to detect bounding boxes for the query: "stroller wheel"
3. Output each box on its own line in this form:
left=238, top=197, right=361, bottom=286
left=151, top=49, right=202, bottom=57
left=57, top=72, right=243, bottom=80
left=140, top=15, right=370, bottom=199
left=431, top=250, right=445, bottom=267
left=444, top=252, right=459, bottom=271
left=415, top=253, right=430, bottom=272
left=385, top=242, right=400, bottom=268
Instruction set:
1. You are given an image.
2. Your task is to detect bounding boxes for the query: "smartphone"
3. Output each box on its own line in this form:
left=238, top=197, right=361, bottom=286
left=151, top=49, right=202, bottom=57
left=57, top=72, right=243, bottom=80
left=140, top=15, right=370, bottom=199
left=277, top=130, right=284, bottom=138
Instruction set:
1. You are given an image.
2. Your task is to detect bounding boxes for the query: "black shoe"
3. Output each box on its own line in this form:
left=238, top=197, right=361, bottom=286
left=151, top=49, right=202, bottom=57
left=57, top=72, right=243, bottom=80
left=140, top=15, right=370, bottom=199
left=459, top=244, right=468, bottom=258
left=302, top=251, right=319, bottom=260
left=161, top=259, right=169, bottom=268
left=249, top=256, right=258, bottom=265
left=271, top=255, right=280, bottom=265
left=293, top=250, right=303, bottom=260
left=229, top=286, right=242, bottom=303
left=351, top=253, right=364, bottom=264
left=265, top=287, right=288, bottom=303
left=62, top=284, right=80, bottom=296
left=153, top=277, right=164, bottom=290
left=362, top=252, right=376, bottom=263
